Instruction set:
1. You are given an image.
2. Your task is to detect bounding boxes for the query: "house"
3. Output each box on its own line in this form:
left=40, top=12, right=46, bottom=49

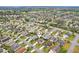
left=21, top=31, right=28, bottom=36
left=63, top=32, right=72, bottom=39
left=59, top=40, right=65, bottom=46
left=50, top=36, right=55, bottom=41
left=37, top=39, right=44, bottom=44
left=52, top=45, right=60, bottom=53
left=44, top=42, right=52, bottom=47
left=50, top=36, right=58, bottom=42
left=63, top=34, right=69, bottom=39
left=43, top=34, right=51, bottom=40
left=29, top=35, right=38, bottom=40
left=37, top=32, right=42, bottom=38
left=55, top=32, right=60, bottom=36
left=66, top=32, right=72, bottom=36
left=11, top=43, right=20, bottom=51
left=6, top=40, right=15, bottom=46
left=16, top=47, right=26, bottom=53
left=1, top=37, right=10, bottom=43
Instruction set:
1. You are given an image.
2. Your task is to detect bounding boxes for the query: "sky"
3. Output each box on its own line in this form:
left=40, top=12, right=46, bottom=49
left=0, top=0, right=78, bottom=6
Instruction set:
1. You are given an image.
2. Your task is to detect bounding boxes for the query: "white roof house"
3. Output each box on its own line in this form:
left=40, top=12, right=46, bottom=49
left=63, top=34, right=69, bottom=39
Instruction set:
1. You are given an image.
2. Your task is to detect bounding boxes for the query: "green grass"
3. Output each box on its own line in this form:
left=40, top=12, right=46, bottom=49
left=67, top=34, right=75, bottom=41
left=63, top=31, right=68, bottom=34
left=19, top=36, right=26, bottom=41
left=29, top=32, right=36, bottom=36
left=27, top=47, right=33, bottom=53
left=59, top=41, right=70, bottom=53
left=73, top=46, right=79, bottom=53
left=60, top=31, right=67, bottom=37
left=15, top=40, right=21, bottom=43
left=77, top=39, right=79, bottom=43
left=20, top=36, right=26, bottom=40
left=30, top=40, right=36, bottom=44
left=2, top=44, right=14, bottom=53
left=59, top=47, right=67, bottom=53
left=20, top=43, right=26, bottom=47
left=43, top=47, right=50, bottom=53
left=35, top=43, right=42, bottom=48
left=51, top=31, right=56, bottom=35
left=53, top=42, right=59, bottom=46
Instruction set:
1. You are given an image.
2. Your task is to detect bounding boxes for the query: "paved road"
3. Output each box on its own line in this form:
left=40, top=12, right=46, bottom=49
left=67, top=34, right=79, bottom=53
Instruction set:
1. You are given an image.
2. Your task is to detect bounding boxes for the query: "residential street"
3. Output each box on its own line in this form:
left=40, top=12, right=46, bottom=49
left=67, top=34, right=79, bottom=53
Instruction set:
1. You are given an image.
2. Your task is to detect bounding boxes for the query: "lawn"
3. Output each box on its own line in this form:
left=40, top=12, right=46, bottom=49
left=64, top=42, right=70, bottom=49
left=60, top=31, right=68, bottom=37
left=73, top=46, right=79, bottom=53
left=43, top=47, right=50, bottom=53
left=35, top=43, right=42, bottom=48
left=51, top=31, right=57, bottom=35
left=59, top=42, right=70, bottom=53
left=27, top=47, right=33, bottom=53
left=77, top=39, right=79, bottom=43
left=63, top=31, right=68, bottom=35
left=67, top=34, right=75, bottom=41
left=20, top=36, right=26, bottom=39
left=20, top=43, right=26, bottom=47
left=30, top=40, right=36, bottom=44
left=59, top=47, right=67, bottom=53
left=15, top=40, right=21, bottom=43
left=49, top=43, right=55, bottom=49
left=54, top=42, right=59, bottom=46
left=19, top=36, right=26, bottom=40
left=2, top=44, right=14, bottom=53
